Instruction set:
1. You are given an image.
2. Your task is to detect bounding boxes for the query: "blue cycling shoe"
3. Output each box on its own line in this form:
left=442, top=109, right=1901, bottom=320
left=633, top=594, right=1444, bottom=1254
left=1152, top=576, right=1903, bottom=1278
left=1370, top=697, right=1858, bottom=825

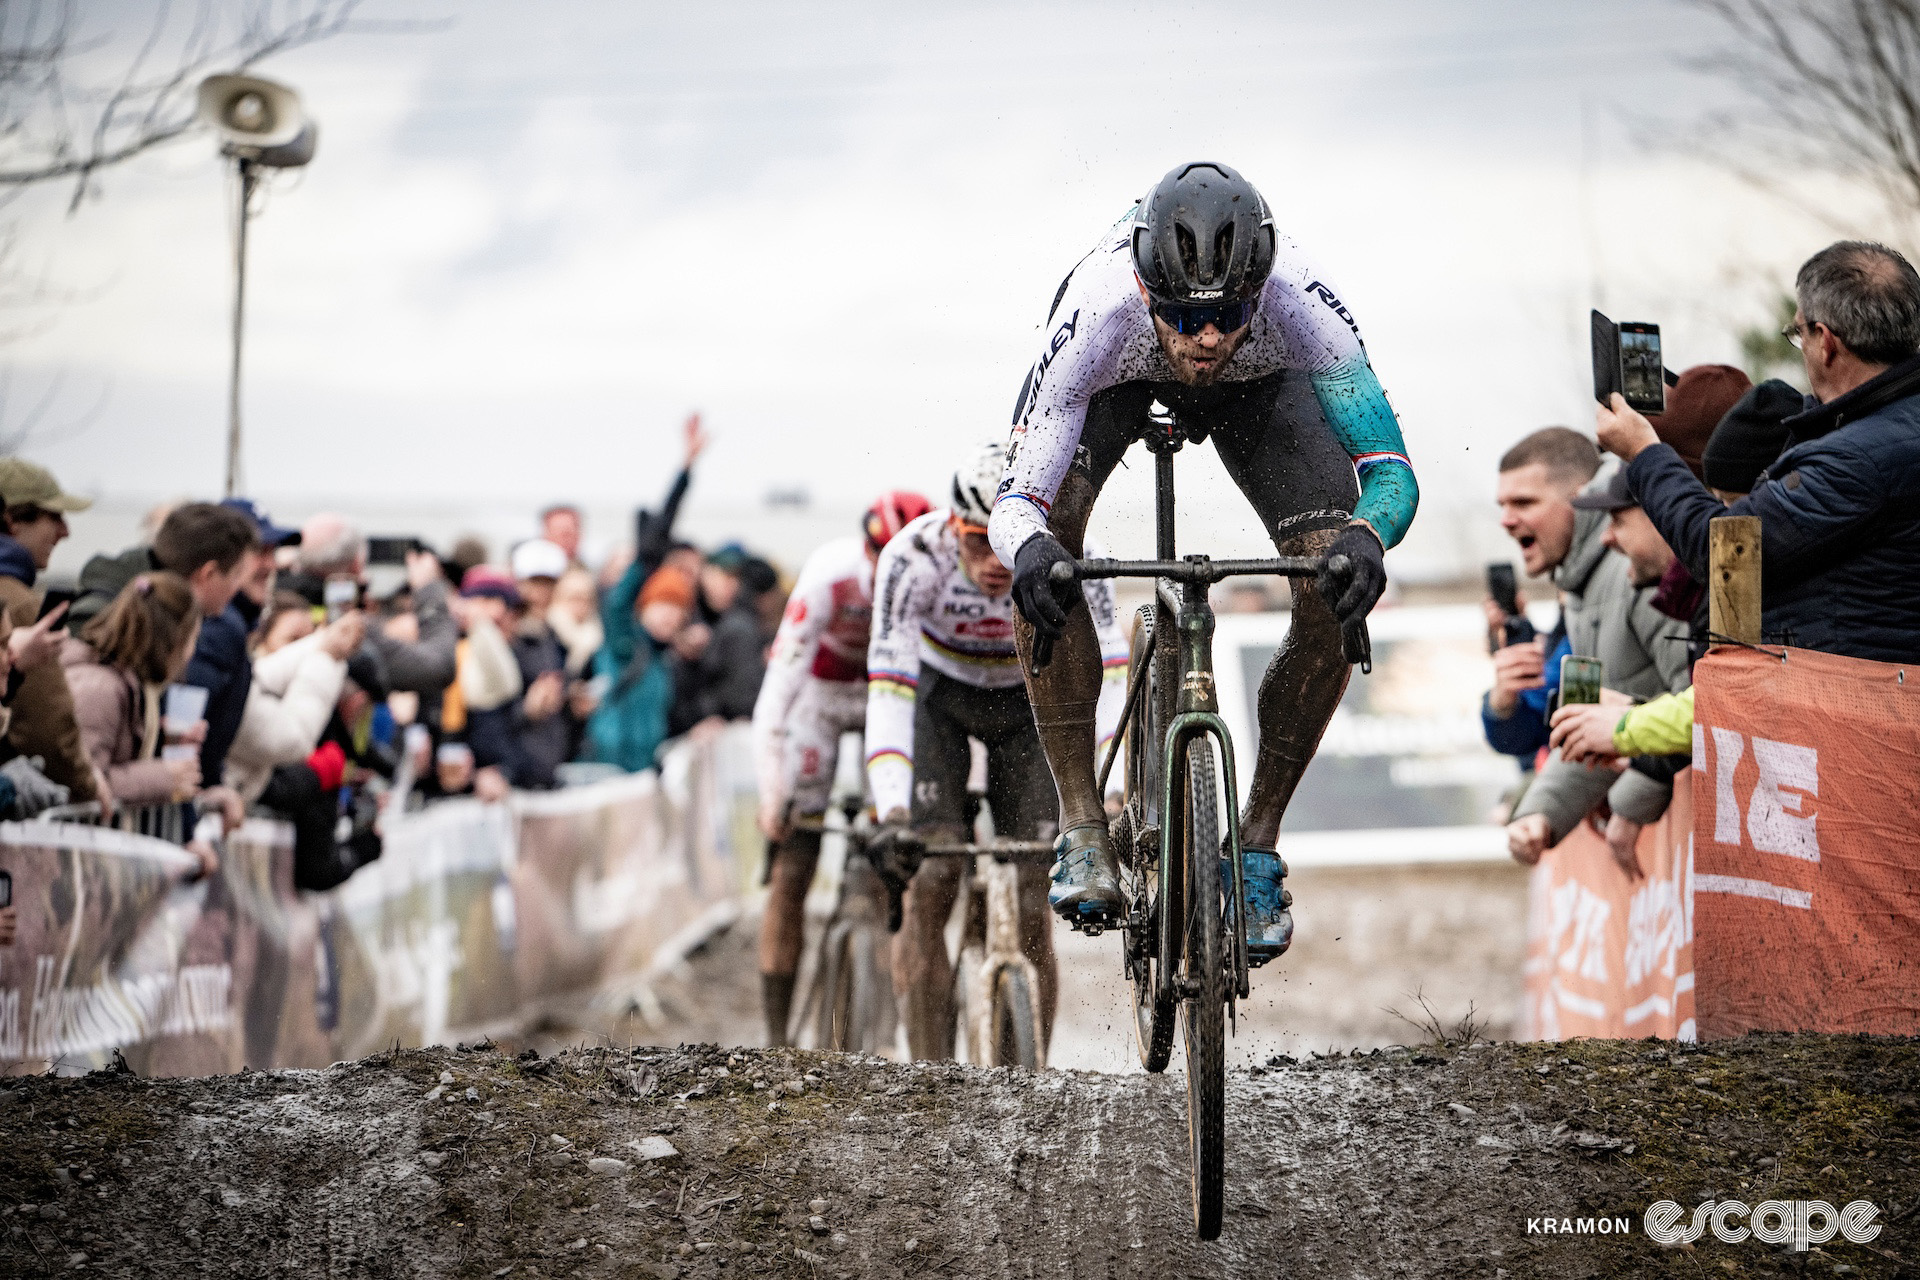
left=1048, top=824, right=1124, bottom=927
left=1229, top=848, right=1293, bottom=965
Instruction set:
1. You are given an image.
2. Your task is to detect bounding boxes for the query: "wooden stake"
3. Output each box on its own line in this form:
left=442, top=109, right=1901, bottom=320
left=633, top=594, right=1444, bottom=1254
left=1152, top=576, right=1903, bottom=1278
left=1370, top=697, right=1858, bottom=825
left=1709, top=515, right=1762, bottom=645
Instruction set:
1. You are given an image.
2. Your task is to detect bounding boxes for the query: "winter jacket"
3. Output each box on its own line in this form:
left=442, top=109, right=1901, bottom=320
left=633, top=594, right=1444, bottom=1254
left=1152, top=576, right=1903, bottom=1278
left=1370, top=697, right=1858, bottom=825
left=1481, top=629, right=1568, bottom=760
left=669, top=600, right=767, bottom=736
left=1614, top=688, right=1695, bottom=757
left=585, top=557, right=675, bottom=773
left=1627, top=354, right=1920, bottom=664
left=0, top=538, right=97, bottom=800
left=367, top=579, right=459, bottom=696
left=224, top=632, right=347, bottom=802
left=66, top=544, right=151, bottom=633
left=1509, top=466, right=1692, bottom=843
left=59, top=637, right=179, bottom=807
left=468, top=621, right=570, bottom=790
left=181, top=602, right=253, bottom=788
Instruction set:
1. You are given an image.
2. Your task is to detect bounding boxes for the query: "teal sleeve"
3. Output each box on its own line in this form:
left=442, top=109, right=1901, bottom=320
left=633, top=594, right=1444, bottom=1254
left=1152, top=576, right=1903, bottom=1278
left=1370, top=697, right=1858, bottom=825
left=1309, top=355, right=1419, bottom=549
left=601, top=559, right=644, bottom=664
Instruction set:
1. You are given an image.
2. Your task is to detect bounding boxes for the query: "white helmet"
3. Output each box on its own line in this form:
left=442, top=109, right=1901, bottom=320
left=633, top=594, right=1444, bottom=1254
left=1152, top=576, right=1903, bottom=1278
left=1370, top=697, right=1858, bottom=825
left=950, top=441, right=1007, bottom=530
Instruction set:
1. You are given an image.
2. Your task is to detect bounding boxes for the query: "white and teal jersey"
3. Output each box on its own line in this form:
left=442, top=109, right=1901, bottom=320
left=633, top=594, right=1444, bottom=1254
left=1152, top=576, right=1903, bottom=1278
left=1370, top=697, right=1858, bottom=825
left=989, top=214, right=1417, bottom=564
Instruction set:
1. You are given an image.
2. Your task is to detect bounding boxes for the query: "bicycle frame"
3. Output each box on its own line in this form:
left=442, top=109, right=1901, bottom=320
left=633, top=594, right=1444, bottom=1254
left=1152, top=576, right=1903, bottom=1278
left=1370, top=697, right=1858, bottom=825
left=1070, top=419, right=1326, bottom=1007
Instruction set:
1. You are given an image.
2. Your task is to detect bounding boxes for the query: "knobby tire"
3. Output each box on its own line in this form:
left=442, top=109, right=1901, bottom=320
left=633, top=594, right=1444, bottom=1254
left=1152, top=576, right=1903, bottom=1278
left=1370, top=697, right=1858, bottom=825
left=1181, top=739, right=1226, bottom=1240
left=1127, top=606, right=1179, bottom=1072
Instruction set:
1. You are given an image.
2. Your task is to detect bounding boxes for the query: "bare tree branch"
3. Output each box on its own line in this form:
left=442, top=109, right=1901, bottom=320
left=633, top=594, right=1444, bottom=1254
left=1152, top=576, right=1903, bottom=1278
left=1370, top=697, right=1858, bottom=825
left=0, top=0, right=367, bottom=208
left=1681, top=0, right=1920, bottom=233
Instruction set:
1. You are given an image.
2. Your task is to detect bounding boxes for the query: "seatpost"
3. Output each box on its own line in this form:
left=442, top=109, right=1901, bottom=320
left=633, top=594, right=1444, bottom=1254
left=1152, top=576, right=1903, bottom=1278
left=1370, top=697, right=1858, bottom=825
left=1147, top=400, right=1182, bottom=559
left=1156, top=449, right=1176, bottom=560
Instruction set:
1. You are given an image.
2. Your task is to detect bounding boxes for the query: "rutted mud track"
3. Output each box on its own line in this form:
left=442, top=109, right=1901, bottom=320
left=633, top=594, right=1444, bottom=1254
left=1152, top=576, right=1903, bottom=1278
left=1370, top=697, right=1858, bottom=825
left=4, top=1035, right=1918, bottom=1278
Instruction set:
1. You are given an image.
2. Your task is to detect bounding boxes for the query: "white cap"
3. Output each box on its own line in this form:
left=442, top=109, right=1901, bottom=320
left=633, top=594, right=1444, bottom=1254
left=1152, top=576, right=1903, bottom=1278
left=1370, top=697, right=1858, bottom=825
left=511, top=538, right=570, bottom=582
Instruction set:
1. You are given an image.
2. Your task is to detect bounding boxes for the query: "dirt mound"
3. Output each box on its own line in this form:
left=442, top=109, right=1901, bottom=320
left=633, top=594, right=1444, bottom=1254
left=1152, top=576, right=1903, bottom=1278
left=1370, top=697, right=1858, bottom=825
left=1, top=1035, right=1915, bottom=1278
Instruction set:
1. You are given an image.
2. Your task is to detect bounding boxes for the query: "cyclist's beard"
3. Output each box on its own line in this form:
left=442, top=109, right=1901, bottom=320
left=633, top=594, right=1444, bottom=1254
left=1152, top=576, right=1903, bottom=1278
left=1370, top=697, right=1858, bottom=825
left=1155, top=323, right=1249, bottom=387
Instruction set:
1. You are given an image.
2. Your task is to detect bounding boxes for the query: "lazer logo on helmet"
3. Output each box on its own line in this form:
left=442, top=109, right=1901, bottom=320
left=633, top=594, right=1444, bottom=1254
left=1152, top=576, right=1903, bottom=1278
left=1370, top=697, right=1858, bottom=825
left=1191, top=289, right=1224, bottom=301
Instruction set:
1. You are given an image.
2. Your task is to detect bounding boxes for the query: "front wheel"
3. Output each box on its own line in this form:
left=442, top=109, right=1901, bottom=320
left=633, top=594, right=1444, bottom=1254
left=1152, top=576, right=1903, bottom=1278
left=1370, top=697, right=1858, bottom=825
left=1180, top=739, right=1226, bottom=1241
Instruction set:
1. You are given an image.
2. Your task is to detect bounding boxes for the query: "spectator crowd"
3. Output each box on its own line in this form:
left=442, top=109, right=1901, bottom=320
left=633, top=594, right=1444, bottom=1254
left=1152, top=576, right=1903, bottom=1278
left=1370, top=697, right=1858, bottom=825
left=1485, top=239, right=1920, bottom=877
left=0, top=412, right=782, bottom=893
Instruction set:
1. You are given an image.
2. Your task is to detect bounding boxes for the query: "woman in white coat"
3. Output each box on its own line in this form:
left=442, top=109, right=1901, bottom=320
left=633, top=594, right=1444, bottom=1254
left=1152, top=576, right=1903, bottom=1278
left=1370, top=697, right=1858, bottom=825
left=224, top=611, right=365, bottom=803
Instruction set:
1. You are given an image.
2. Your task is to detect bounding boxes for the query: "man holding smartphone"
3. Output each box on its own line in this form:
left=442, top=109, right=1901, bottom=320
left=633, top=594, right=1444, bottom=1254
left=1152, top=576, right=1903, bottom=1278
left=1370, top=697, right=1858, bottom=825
left=1503, top=369, right=1744, bottom=866
left=1482, top=429, right=1600, bottom=763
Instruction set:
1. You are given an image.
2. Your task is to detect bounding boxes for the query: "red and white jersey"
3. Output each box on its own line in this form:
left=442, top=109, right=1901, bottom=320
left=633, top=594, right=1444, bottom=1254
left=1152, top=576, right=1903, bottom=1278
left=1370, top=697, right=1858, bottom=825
left=865, top=509, right=1128, bottom=818
left=751, top=535, right=875, bottom=812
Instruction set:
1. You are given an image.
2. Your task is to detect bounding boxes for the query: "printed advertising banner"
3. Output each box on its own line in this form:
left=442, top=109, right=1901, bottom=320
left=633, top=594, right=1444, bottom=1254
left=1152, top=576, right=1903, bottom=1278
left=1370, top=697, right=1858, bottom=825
left=1521, top=777, right=1695, bottom=1042
left=1690, top=645, right=1920, bottom=1038
left=0, top=727, right=757, bottom=1075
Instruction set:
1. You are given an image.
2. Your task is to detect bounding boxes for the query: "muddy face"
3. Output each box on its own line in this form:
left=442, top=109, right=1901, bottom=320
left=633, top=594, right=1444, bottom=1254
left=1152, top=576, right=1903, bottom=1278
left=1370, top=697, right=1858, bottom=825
left=1150, top=312, right=1251, bottom=387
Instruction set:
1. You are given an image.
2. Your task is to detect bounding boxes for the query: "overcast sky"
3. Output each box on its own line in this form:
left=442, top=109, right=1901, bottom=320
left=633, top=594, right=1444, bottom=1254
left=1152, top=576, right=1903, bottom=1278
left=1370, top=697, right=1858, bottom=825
left=5, top=0, right=1849, bottom=577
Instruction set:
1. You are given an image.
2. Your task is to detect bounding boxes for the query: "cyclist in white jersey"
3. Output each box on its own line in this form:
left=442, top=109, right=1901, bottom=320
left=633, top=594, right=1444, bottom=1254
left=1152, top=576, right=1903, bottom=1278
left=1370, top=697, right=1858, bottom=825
left=989, top=161, right=1419, bottom=959
left=751, top=490, right=931, bottom=1046
left=867, top=443, right=1127, bottom=1060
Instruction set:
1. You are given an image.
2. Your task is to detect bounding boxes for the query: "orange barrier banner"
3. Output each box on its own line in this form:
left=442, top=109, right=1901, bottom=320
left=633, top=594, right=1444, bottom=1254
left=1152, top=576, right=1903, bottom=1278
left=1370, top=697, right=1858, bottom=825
left=1690, top=646, right=1920, bottom=1038
left=1521, top=777, right=1695, bottom=1042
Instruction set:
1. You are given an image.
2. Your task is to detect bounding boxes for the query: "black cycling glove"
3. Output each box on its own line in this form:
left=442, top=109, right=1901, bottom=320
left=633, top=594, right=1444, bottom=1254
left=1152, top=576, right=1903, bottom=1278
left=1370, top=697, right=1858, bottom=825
left=1012, top=534, right=1080, bottom=638
left=868, top=820, right=925, bottom=931
left=1316, top=524, right=1387, bottom=666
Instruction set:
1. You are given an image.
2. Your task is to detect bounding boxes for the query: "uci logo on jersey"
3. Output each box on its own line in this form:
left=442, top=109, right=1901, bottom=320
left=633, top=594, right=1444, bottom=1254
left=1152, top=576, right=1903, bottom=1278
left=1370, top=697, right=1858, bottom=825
left=1304, top=280, right=1362, bottom=340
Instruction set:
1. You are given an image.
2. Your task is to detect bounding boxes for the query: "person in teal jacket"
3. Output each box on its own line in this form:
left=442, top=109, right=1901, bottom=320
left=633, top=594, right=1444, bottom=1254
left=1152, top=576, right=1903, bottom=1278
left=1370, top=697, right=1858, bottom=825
left=587, top=563, right=695, bottom=772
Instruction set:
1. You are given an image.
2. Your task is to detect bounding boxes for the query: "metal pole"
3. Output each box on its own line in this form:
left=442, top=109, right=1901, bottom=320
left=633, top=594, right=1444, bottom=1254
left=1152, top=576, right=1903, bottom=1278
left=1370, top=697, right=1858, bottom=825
left=225, top=158, right=256, bottom=499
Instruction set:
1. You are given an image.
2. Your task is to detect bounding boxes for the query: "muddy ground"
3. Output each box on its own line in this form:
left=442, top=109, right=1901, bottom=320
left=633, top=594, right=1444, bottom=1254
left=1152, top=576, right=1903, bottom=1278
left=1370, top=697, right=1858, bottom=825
left=2, top=1032, right=1915, bottom=1279
left=544, top=864, right=1532, bottom=1070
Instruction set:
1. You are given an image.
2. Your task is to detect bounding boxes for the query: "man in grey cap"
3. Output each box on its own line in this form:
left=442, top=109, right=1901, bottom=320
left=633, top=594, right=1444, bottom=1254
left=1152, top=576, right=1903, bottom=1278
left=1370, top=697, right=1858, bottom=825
left=0, top=458, right=100, bottom=802
left=1575, top=469, right=1682, bottom=595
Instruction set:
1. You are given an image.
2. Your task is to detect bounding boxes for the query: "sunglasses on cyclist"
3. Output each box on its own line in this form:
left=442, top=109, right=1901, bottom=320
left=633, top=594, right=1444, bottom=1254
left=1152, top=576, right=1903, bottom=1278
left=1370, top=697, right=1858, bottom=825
left=1151, top=298, right=1256, bottom=335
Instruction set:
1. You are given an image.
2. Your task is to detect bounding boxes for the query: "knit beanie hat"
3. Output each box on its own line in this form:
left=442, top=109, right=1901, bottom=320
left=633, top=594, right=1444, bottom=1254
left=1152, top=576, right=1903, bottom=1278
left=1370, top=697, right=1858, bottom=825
left=638, top=565, right=696, bottom=612
left=1649, top=365, right=1752, bottom=480
left=1702, top=379, right=1804, bottom=494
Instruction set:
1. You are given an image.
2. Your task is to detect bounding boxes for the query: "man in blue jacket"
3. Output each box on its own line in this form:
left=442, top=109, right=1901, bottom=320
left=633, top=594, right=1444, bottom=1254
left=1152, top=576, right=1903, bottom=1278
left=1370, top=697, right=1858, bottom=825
left=1599, top=241, right=1920, bottom=665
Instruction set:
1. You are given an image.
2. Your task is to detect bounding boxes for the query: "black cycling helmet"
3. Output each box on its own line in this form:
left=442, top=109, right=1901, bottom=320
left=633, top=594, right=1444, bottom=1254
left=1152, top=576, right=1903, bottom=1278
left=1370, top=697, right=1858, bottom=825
left=1130, top=162, right=1276, bottom=306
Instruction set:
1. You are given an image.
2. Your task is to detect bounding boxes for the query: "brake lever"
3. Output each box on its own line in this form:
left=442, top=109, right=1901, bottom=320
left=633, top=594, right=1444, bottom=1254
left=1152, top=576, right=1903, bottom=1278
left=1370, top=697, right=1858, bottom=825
left=1029, top=559, right=1081, bottom=675
left=1344, top=619, right=1373, bottom=674
left=1030, top=629, right=1055, bottom=673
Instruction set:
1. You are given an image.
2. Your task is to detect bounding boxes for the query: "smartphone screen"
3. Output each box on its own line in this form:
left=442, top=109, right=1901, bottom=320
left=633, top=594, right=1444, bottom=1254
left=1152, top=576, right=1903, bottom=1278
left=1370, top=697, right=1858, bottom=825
left=1618, top=323, right=1666, bottom=414
left=1486, top=563, right=1519, bottom=616
left=323, top=577, right=358, bottom=622
left=0, top=869, right=11, bottom=908
left=1560, top=655, right=1604, bottom=707
left=367, top=537, right=420, bottom=567
left=36, top=588, right=75, bottom=623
